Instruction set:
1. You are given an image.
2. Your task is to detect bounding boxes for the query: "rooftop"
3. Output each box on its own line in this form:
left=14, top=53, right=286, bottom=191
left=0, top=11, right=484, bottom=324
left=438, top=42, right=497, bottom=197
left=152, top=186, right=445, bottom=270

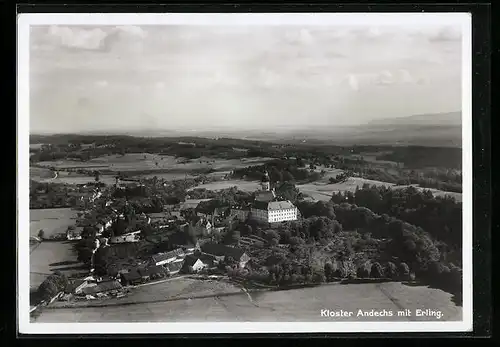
left=255, top=190, right=276, bottom=203
left=252, top=200, right=296, bottom=211
left=149, top=212, right=169, bottom=219
left=183, top=253, right=216, bottom=267
left=151, top=248, right=184, bottom=263
left=120, top=270, right=141, bottom=281
left=268, top=200, right=296, bottom=211
left=81, top=280, right=122, bottom=295
left=64, top=279, right=87, bottom=293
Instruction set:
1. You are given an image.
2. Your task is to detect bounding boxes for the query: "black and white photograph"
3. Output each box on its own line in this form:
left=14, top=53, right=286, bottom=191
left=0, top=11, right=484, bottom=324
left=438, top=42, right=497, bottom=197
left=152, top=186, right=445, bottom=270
left=17, top=13, right=472, bottom=334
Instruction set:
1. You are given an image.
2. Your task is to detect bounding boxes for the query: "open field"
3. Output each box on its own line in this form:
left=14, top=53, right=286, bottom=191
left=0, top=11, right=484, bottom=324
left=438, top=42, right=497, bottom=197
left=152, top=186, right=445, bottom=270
left=34, top=281, right=461, bottom=322
left=30, top=167, right=55, bottom=181
left=298, top=177, right=462, bottom=202
left=30, top=240, right=85, bottom=290
left=30, top=208, right=83, bottom=289
left=189, top=180, right=262, bottom=193
left=36, top=154, right=274, bottom=174
left=30, top=208, right=78, bottom=238
left=298, top=177, right=396, bottom=201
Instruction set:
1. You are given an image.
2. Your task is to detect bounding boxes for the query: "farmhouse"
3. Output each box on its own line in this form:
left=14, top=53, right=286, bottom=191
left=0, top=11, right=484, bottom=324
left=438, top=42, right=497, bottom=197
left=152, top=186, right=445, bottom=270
left=200, top=243, right=250, bottom=268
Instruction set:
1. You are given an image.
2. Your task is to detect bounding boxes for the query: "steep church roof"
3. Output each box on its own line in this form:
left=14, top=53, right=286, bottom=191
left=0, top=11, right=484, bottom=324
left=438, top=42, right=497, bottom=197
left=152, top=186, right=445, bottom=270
left=255, top=190, right=276, bottom=203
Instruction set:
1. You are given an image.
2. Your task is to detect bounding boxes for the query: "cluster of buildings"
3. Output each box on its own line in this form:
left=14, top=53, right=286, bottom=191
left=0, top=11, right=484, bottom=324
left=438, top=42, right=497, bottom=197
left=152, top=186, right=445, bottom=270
left=230, top=172, right=298, bottom=224
left=61, top=240, right=252, bottom=301
left=60, top=275, right=125, bottom=301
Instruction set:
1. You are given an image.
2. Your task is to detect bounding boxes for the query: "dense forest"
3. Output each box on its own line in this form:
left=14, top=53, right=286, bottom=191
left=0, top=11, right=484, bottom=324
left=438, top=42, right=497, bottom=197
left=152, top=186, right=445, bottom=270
left=231, top=159, right=323, bottom=183
left=330, top=184, right=462, bottom=261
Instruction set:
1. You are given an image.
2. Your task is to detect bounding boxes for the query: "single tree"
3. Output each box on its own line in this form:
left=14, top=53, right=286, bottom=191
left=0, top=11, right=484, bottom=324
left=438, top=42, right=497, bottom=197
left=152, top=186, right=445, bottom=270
left=370, top=262, right=384, bottom=278
left=385, top=262, right=398, bottom=279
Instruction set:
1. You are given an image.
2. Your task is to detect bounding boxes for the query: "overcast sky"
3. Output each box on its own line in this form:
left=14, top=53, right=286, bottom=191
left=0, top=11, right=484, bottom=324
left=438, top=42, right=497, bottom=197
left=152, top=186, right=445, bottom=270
left=29, top=23, right=462, bottom=134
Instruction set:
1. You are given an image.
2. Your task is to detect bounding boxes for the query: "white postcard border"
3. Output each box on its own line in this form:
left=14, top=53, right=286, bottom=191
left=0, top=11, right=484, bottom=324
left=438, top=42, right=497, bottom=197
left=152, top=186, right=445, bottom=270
left=17, top=12, right=473, bottom=334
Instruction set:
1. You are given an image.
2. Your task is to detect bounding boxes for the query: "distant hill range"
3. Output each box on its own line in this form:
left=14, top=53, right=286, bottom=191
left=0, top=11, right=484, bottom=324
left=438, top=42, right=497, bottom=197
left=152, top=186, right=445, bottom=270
left=367, top=111, right=462, bottom=126
left=30, top=111, right=463, bottom=148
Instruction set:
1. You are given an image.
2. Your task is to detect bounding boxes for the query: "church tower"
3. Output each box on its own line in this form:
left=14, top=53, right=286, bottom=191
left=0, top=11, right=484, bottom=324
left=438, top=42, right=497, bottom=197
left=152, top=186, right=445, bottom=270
left=261, top=171, right=271, bottom=191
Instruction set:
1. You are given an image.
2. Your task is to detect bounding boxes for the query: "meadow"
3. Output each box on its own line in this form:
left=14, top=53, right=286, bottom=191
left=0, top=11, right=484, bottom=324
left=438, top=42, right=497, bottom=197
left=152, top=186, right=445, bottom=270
left=30, top=208, right=78, bottom=238
left=29, top=208, right=83, bottom=290
left=34, top=280, right=462, bottom=322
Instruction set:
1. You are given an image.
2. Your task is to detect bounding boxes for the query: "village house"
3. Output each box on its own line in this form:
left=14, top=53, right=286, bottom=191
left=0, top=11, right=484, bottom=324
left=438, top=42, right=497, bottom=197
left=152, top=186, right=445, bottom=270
left=181, top=254, right=216, bottom=273
left=120, top=270, right=143, bottom=286
left=194, top=218, right=212, bottom=235
left=66, top=226, right=83, bottom=241
left=150, top=248, right=185, bottom=267
left=64, top=279, right=89, bottom=295
left=168, top=210, right=182, bottom=219
left=148, top=211, right=171, bottom=225
left=109, top=230, right=141, bottom=244
left=138, top=266, right=167, bottom=281
left=80, top=280, right=123, bottom=297
left=182, top=242, right=200, bottom=255
left=200, top=243, right=251, bottom=268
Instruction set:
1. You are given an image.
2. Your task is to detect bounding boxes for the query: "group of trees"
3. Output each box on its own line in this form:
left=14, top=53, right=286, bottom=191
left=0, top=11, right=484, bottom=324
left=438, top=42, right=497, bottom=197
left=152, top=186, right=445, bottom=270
left=376, top=146, right=462, bottom=170
left=232, top=160, right=323, bottom=184
left=332, top=158, right=461, bottom=193
left=36, top=272, right=69, bottom=303
left=30, top=181, right=78, bottom=209
left=323, top=260, right=411, bottom=281
left=331, top=184, right=462, bottom=257
left=263, top=261, right=324, bottom=286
